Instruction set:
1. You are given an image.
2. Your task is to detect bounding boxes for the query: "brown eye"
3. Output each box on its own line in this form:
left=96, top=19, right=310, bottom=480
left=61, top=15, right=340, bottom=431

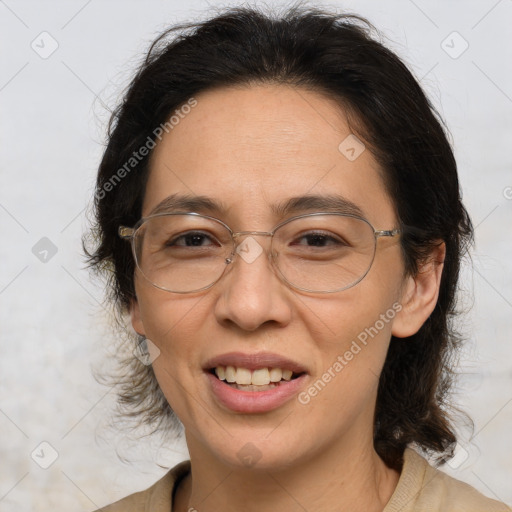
left=291, top=231, right=347, bottom=248
left=166, top=231, right=219, bottom=247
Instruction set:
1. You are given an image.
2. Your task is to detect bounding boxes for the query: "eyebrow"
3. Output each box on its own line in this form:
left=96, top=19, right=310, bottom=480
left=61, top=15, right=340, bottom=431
left=147, top=193, right=365, bottom=218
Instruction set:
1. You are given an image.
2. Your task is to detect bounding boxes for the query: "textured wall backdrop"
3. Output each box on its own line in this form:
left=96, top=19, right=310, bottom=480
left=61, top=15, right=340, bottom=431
left=1, top=0, right=511, bottom=510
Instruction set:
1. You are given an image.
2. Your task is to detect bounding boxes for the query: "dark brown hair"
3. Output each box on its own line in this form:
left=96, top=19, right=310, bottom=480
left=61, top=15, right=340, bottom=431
left=84, top=4, right=473, bottom=470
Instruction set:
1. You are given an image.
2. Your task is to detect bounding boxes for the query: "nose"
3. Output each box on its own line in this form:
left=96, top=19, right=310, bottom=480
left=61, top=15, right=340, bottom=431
left=213, top=235, right=293, bottom=332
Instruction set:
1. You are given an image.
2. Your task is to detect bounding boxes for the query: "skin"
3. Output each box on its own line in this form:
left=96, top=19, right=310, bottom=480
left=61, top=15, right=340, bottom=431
left=130, top=84, right=445, bottom=512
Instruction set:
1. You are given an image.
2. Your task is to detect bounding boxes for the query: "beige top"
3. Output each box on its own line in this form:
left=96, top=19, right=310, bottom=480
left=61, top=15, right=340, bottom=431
left=95, top=447, right=511, bottom=512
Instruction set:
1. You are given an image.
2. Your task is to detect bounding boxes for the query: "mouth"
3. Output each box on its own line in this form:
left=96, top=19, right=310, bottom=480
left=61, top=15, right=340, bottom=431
left=203, top=351, right=309, bottom=413
left=207, top=366, right=306, bottom=392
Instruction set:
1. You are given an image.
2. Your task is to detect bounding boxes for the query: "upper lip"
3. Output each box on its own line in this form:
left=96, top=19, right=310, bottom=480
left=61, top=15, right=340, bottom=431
left=204, top=351, right=309, bottom=374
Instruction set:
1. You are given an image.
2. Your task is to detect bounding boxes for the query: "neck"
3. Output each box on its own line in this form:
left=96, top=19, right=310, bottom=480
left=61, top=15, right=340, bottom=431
left=175, top=428, right=400, bottom=512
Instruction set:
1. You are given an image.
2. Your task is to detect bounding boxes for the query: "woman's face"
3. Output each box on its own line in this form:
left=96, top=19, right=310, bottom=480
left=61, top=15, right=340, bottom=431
left=131, top=84, right=409, bottom=470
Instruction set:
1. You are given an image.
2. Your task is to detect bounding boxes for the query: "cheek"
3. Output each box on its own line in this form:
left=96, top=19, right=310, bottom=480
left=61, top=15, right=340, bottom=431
left=296, top=294, right=398, bottom=432
left=138, top=291, right=212, bottom=424
left=134, top=283, right=208, bottom=380
left=136, top=272, right=204, bottom=336
left=300, top=274, right=402, bottom=394
left=300, top=279, right=400, bottom=347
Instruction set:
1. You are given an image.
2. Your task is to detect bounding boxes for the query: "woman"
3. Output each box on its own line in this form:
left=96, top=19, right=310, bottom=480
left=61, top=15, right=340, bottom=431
left=85, top=5, right=511, bottom=511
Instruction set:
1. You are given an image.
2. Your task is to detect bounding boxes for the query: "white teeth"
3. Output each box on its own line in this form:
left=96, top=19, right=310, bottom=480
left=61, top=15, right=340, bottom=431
left=213, top=366, right=299, bottom=386
left=269, top=368, right=282, bottom=382
left=236, top=367, right=252, bottom=385
left=225, top=365, right=236, bottom=383
left=282, top=369, right=293, bottom=381
left=251, top=368, right=270, bottom=385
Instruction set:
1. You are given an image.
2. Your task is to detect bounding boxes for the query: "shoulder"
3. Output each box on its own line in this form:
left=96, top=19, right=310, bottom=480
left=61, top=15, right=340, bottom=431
left=93, top=460, right=191, bottom=512
left=385, top=447, right=511, bottom=512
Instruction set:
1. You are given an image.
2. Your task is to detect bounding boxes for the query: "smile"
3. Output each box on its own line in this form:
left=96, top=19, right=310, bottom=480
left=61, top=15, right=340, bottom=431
left=203, top=351, right=309, bottom=413
left=211, top=365, right=303, bottom=388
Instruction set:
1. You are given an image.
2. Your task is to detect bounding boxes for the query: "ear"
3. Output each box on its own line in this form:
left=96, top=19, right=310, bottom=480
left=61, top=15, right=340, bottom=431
left=130, top=298, right=146, bottom=337
left=392, top=241, right=446, bottom=338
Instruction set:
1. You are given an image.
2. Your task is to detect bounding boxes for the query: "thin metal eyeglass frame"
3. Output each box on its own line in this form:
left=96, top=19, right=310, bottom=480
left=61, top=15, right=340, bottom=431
left=118, top=211, right=401, bottom=294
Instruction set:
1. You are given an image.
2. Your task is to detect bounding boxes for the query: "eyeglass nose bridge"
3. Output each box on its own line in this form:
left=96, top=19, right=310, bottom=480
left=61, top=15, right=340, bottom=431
left=226, top=230, right=275, bottom=265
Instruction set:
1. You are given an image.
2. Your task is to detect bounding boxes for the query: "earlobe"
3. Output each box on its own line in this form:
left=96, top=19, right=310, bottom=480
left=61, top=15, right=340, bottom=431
left=130, top=298, right=146, bottom=336
left=391, top=242, right=446, bottom=338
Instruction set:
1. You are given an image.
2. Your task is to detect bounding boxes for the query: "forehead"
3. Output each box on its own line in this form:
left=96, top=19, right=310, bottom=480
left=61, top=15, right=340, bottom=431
left=144, top=84, right=396, bottom=227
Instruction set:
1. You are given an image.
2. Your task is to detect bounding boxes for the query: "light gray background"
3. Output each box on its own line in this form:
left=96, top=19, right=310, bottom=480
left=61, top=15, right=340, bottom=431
left=1, top=0, right=511, bottom=510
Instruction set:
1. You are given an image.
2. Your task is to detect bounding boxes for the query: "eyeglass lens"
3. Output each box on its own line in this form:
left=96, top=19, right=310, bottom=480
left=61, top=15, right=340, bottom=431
left=132, top=213, right=376, bottom=293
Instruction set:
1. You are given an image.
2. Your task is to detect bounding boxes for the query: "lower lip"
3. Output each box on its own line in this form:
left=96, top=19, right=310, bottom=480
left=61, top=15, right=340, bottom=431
left=206, top=372, right=307, bottom=413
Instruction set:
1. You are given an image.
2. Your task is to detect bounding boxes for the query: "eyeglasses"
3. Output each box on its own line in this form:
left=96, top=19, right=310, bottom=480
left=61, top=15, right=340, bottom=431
left=118, top=212, right=401, bottom=294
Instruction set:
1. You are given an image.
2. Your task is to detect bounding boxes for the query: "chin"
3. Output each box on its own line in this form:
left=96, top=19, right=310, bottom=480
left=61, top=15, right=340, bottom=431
left=196, top=428, right=307, bottom=472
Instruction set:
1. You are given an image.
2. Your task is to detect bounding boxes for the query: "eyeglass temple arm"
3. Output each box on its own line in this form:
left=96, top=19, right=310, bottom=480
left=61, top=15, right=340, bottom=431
left=375, top=228, right=401, bottom=238
left=376, top=223, right=434, bottom=239
left=118, top=226, right=135, bottom=239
